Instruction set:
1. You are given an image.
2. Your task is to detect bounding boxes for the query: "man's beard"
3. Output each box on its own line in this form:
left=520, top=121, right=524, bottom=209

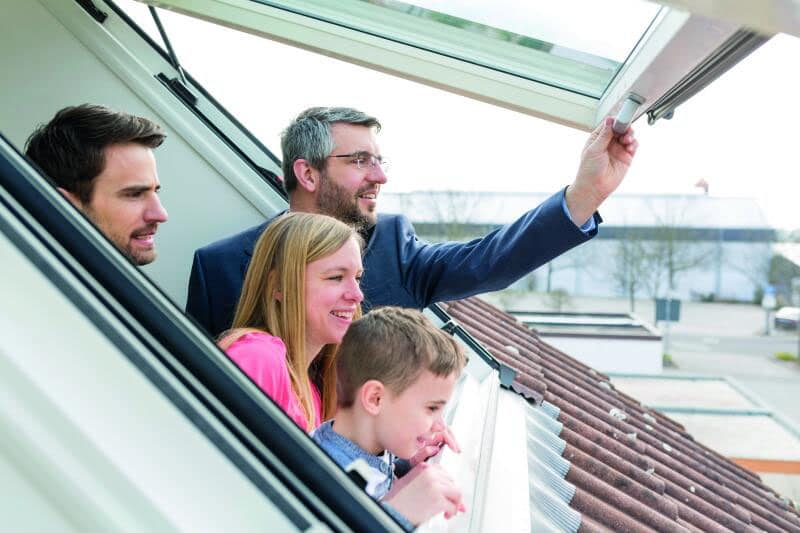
left=84, top=205, right=157, bottom=266
left=316, top=171, right=376, bottom=232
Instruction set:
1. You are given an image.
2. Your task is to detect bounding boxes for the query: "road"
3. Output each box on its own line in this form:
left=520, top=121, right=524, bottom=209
left=666, top=330, right=800, bottom=428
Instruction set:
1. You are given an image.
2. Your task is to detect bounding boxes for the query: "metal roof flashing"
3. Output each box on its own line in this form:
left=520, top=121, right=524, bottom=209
left=417, top=357, right=579, bottom=532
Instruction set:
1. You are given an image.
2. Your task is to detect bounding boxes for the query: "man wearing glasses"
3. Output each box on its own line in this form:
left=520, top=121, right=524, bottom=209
left=187, top=106, right=637, bottom=337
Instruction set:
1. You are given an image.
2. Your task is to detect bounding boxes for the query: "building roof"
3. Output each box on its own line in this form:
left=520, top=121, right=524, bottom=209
left=511, top=311, right=661, bottom=338
left=442, top=296, right=800, bottom=532
left=611, top=376, right=800, bottom=462
left=381, top=192, right=772, bottom=229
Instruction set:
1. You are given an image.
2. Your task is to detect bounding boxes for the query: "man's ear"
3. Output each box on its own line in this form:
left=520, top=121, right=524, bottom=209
left=57, top=187, right=83, bottom=210
left=359, top=380, right=385, bottom=416
left=293, top=159, right=320, bottom=193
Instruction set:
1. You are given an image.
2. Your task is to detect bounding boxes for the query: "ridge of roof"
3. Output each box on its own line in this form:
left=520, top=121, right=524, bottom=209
left=443, top=296, right=800, bottom=532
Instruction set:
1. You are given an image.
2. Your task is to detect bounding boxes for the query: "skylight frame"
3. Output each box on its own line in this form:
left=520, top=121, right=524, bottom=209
left=242, top=0, right=635, bottom=99
left=139, top=0, right=768, bottom=131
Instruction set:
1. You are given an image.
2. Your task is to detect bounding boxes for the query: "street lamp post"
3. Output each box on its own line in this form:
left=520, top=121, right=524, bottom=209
left=761, top=285, right=777, bottom=336
left=793, top=277, right=800, bottom=359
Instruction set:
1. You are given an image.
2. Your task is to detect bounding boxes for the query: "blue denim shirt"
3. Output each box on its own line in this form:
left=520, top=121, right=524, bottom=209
left=312, top=420, right=413, bottom=530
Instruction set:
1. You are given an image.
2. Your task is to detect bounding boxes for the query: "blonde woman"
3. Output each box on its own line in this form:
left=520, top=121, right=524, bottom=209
left=218, top=212, right=363, bottom=431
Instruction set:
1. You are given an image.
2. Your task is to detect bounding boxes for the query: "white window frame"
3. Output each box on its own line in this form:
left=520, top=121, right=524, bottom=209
left=139, top=0, right=771, bottom=130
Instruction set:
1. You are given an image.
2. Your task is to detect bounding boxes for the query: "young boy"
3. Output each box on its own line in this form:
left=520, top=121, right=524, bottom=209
left=312, top=306, right=467, bottom=528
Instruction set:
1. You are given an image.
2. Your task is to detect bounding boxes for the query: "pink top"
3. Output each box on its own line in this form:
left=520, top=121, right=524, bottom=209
left=224, top=331, right=322, bottom=430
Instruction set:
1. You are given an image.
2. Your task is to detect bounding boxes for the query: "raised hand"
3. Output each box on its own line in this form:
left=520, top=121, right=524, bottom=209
left=566, top=116, right=638, bottom=226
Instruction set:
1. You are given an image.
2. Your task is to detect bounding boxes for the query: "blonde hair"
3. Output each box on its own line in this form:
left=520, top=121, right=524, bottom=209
left=223, top=212, right=362, bottom=430
left=336, top=307, right=466, bottom=408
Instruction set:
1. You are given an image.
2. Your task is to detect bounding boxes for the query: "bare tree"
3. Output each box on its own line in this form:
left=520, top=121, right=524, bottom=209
left=404, top=190, right=483, bottom=242
left=544, top=288, right=572, bottom=312
left=612, top=227, right=650, bottom=311
left=544, top=243, right=593, bottom=292
left=647, top=234, right=711, bottom=296
left=725, top=245, right=772, bottom=301
left=644, top=200, right=712, bottom=297
left=770, top=253, right=800, bottom=305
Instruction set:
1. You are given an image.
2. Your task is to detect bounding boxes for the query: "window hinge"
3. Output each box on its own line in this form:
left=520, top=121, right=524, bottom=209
left=157, top=73, right=198, bottom=107
left=75, top=0, right=107, bottom=23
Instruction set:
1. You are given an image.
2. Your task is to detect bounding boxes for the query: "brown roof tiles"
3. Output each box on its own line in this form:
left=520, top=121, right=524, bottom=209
left=442, top=297, right=800, bottom=532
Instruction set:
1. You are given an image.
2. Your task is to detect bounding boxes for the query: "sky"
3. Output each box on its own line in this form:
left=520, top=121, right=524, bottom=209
left=123, top=1, right=800, bottom=230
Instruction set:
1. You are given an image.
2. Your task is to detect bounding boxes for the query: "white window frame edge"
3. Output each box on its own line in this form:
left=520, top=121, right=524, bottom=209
left=653, top=0, right=800, bottom=39
left=38, top=0, right=285, bottom=218
left=0, top=208, right=304, bottom=531
left=103, top=1, right=283, bottom=178
left=140, top=0, right=598, bottom=130
left=596, top=9, right=761, bottom=127
left=143, top=0, right=771, bottom=133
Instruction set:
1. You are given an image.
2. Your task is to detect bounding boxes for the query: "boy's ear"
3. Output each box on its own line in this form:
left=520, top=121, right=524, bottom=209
left=359, top=380, right=385, bottom=416
left=293, top=159, right=320, bottom=193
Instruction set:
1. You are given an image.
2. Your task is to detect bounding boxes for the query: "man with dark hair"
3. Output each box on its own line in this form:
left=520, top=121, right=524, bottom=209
left=25, top=104, right=168, bottom=265
left=187, top=106, right=638, bottom=337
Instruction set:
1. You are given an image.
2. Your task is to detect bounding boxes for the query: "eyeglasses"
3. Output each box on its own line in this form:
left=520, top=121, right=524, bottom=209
left=327, top=151, right=389, bottom=172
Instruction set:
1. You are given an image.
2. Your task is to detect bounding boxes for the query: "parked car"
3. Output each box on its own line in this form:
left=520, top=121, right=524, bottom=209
left=775, top=307, right=800, bottom=330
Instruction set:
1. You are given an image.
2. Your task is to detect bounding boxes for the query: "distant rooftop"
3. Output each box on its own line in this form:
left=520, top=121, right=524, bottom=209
left=611, top=375, right=800, bottom=462
left=381, top=192, right=772, bottom=229
left=511, top=311, right=660, bottom=338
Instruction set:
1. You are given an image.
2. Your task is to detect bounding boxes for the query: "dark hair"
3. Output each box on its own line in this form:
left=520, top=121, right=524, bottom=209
left=336, top=307, right=466, bottom=408
left=280, top=107, right=380, bottom=194
left=25, top=104, right=166, bottom=204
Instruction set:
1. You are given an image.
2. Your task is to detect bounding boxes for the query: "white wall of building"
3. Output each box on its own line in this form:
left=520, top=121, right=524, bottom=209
left=513, top=238, right=770, bottom=302
left=542, top=336, right=664, bottom=375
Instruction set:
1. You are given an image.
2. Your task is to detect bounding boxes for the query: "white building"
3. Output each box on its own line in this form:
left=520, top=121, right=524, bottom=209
left=381, top=192, right=776, bottom=302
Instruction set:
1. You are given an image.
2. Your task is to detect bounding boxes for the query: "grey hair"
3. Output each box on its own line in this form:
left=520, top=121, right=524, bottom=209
left=280, top=107, right=381, bottom=193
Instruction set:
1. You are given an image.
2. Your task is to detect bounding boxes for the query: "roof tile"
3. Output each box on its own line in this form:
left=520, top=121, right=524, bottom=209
left=442, top=297, right=800, bottom=532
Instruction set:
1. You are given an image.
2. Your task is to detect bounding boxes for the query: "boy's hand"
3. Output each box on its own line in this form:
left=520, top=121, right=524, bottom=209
left=409, top=422, right=461, bottom=467
left=384, top=462, right=466, bottom=525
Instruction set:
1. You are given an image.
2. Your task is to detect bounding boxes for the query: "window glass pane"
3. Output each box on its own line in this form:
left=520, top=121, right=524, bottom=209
left=113, top=0, right=168, bottom=50
left=261, top=0, right=661, bottom=97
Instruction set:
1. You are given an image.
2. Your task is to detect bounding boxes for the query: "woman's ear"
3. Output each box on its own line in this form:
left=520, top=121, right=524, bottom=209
left=359, top=380, right=385, bottom=416
left=268, top=270, right=282, bottom=301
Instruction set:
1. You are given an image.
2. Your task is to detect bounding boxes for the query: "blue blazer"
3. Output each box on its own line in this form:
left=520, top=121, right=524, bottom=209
left=186, top=189, right=598, bottom=337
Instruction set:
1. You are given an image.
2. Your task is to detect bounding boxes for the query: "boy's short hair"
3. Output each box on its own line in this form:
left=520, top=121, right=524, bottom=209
left=336, top=307, right=466, bottom=407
